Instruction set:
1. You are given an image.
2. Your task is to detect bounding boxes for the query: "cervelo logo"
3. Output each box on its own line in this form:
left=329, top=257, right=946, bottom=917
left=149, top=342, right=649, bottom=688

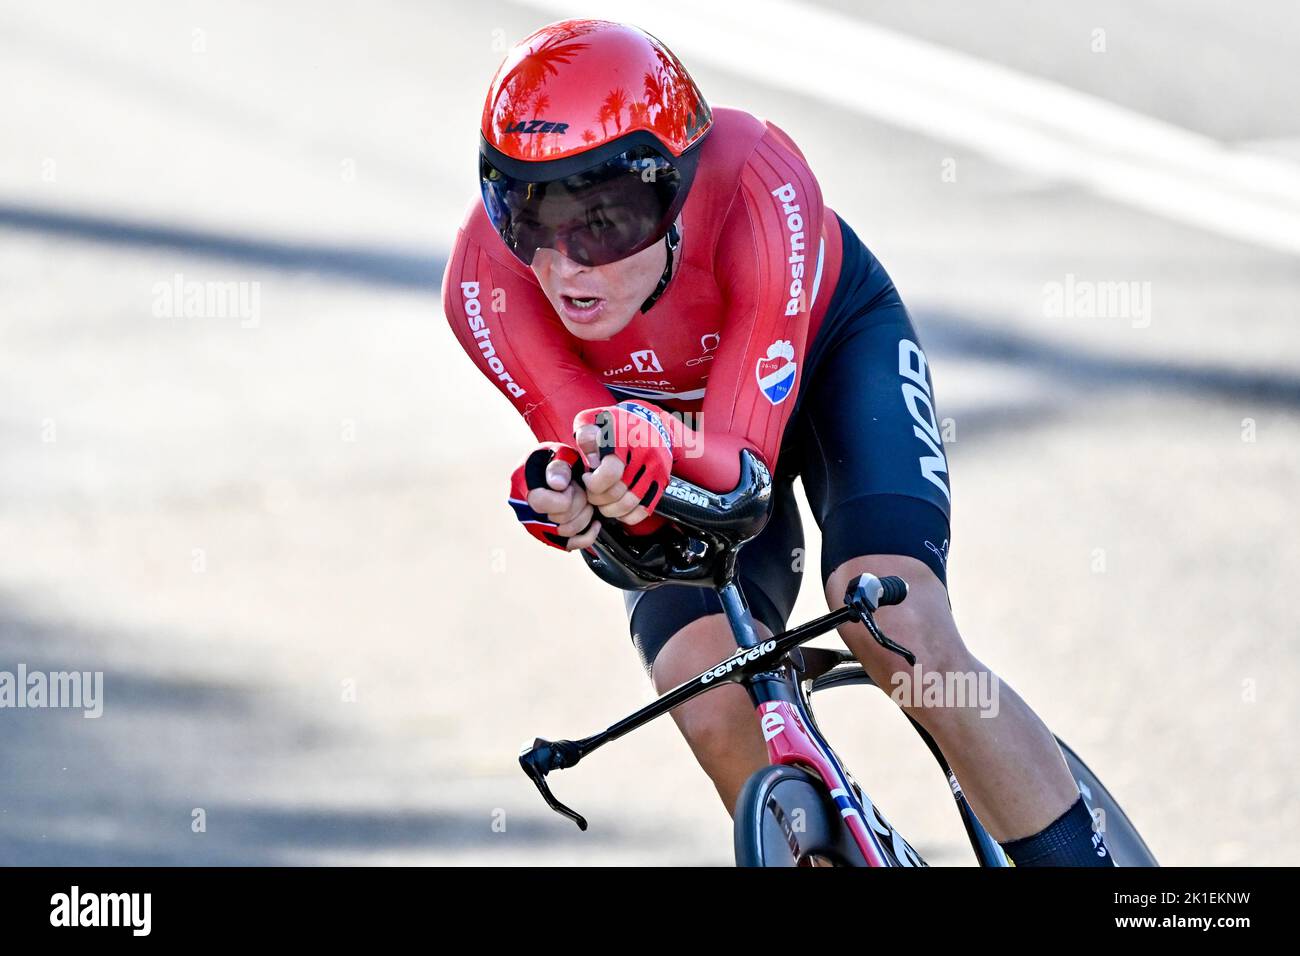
left=504, top=119, right=569, bottom=135
left=863, top=795, right=924, bottom=867
left=898, top=340, right=949, bottom=502
left=662, top=483, right=709, bottom=507
left=771, top=182, right=808, bottom=317
left=700, top=640, right=777, bottom=684
left=760, top=705, right=786, bottom=742
left=461, top=282, right=525, bottom=398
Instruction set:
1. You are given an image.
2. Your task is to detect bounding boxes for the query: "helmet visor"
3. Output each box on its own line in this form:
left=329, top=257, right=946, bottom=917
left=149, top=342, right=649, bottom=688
left=480, top=143, right=693, bottom=267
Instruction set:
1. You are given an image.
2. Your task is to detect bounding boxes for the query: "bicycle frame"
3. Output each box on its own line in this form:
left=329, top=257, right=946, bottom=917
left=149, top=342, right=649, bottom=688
left=518, top=576, right=1012, bottom=867
left=715, top=581, right=918, bottom=866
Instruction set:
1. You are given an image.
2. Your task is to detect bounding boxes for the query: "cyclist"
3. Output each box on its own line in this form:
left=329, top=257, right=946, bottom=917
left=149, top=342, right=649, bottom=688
left=444, top=18, right=1111, bottom=866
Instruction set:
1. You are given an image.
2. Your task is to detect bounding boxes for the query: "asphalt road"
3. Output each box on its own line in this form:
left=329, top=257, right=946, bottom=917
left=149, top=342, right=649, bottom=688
left=0, top=0, right=1296, bottom=864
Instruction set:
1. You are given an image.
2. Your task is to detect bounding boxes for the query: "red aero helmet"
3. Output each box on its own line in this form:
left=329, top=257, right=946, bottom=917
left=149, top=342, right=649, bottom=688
left=479, top=19, right=712, bottom=267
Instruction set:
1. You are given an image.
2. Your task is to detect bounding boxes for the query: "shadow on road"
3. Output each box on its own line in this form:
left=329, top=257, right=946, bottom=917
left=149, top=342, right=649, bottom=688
left=0, top=598, right=628, bottom=865
left=4, top=199, right=1294, bottom=413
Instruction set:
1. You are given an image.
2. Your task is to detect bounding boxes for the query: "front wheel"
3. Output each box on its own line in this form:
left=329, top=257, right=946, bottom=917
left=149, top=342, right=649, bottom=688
left=734, top=764, right=870, bottom=866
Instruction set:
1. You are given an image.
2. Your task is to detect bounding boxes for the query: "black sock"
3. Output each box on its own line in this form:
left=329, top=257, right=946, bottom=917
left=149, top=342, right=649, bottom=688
left=999, top=794, right=1114, bottom=867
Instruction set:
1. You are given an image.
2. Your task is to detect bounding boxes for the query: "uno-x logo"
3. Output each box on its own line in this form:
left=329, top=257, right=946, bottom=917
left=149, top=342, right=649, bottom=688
left=504, top=119, right=569, bottom=135
left=462, top=282, right=525, bottom=398
left=701, top=640, right=777, bottom=684
left=898, top=340, right=949, bottom=503
left=631, top=349, right=663, bottom=373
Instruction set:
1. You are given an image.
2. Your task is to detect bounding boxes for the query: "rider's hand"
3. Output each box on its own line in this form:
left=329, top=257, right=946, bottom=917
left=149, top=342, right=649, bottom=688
left=575, top=423, right=652, bottom=526
left=508, top=443, right=601, bottom=551
left=573, top=402, right=676, bottom=527
left=528, top=457, right=601, bottom=549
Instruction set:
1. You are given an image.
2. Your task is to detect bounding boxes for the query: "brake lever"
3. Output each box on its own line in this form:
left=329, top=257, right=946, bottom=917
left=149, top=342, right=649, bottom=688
left=859, top=612, right=917, bottom=667
left=844, top=574, right=917, bottom=666
left=518, top=737, right=588, bottom=831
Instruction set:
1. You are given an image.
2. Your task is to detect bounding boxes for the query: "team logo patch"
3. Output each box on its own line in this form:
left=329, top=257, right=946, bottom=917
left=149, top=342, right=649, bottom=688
left=631, top=349, right=662, bottom=373
left=756, top=340, right=797, bottom=405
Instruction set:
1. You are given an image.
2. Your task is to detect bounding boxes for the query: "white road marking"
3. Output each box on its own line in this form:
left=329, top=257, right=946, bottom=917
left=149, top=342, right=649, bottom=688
left=514, top=0, right=1300, bottom=257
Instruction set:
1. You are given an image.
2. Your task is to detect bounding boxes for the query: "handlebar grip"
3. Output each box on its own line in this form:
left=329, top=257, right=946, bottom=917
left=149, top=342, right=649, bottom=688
left=877, top=575, right=909, bottom=608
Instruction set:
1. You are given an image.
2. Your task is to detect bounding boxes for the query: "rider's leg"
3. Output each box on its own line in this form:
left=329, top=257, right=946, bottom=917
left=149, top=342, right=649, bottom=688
left=788, top=225, right=1108, bottom=862
left=649, top=615, right=772, bottom=815
left=621, top=475, right=804, bottom=817
left=825, top=553, right=1092, bottom=847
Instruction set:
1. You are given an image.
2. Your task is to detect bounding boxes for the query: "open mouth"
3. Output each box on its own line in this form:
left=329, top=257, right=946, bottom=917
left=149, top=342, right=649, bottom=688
left=560, top=294, right=606, bottom=322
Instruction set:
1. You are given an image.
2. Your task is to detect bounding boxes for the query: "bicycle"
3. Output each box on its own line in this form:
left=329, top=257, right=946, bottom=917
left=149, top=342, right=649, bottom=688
left=518, top=442, right=1158, bottom=866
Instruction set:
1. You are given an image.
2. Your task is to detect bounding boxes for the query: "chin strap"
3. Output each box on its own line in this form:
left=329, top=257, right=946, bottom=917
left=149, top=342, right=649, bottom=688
left=639, top=222, right=681, bottom=314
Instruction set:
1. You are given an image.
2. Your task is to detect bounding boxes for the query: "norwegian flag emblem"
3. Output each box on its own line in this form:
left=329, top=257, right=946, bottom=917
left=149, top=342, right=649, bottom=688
left=755, top=340, right=797, bottom=405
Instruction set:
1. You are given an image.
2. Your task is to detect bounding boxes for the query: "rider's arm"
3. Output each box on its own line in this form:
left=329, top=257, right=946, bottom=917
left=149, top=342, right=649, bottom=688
left=441, top=221, right=614, bottom=444
left=670, top=122, right=828, bottom=492
left=444, top=233, right=620, bottom=547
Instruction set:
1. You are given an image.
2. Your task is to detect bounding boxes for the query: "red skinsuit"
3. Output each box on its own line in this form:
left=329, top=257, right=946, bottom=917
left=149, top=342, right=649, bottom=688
left=442, top=107, right=844, bottom=493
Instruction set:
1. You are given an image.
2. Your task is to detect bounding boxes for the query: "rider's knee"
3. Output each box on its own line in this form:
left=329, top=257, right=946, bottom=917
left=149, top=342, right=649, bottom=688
left=653, top=615, right=765, bottom=755
left=674, top=683, right=754, bottom=755
left=886, top=600, right=971, bottom=669
left=826, top=553, right=974, bottom=677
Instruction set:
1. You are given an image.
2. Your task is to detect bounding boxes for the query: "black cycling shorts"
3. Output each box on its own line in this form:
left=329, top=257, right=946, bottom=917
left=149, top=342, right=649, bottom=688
left=624, top=214, right=953, bottom=676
